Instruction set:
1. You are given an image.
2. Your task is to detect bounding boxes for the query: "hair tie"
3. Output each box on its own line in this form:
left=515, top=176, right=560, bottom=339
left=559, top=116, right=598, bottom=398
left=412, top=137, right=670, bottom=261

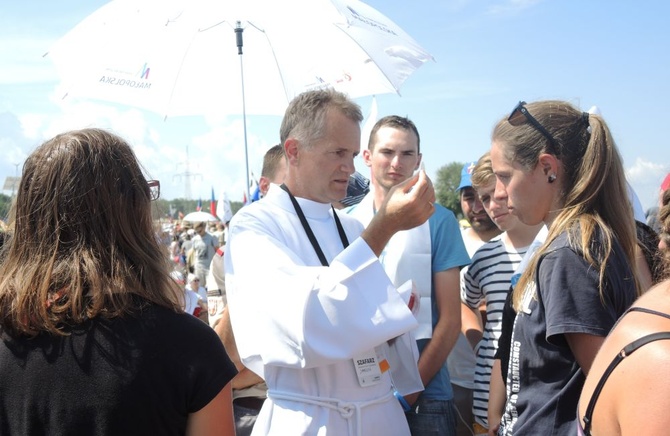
left=582, top=112, right=592, bottom=134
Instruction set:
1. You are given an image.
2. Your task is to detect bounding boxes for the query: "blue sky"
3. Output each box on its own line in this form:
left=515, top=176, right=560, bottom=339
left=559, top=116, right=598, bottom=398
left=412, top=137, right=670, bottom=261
left=1, top=0, right=669, bottom=211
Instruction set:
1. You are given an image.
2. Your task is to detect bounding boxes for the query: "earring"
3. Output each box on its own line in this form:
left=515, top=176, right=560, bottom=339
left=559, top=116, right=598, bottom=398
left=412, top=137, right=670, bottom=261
left=548, top=174, right=557, bottom=183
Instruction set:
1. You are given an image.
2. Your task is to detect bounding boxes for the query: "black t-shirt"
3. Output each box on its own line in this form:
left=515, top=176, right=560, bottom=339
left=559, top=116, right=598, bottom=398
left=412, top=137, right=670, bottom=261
left=499, top=231, right=637, bottom=436
left=494, top=287, right=515, bottom=381
left=0, top=302, right=236, bottom=436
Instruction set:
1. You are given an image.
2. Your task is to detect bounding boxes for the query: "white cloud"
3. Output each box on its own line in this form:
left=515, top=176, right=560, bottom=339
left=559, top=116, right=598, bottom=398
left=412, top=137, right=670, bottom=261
left=626, top=157, right=669, bottom=212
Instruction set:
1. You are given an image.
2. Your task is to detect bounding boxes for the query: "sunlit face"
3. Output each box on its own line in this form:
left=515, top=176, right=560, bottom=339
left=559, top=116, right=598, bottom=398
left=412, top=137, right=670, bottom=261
left=490, top=140, right=552, bottom=226
left=476, top=181, right=519, bottom=232
left=189, top=278, right=200, bottom=290
left=294, top=110, right=360, bottom=203
left=364, top=126, right=421, bottom=193
left=461, top=186, right=497, bottom=233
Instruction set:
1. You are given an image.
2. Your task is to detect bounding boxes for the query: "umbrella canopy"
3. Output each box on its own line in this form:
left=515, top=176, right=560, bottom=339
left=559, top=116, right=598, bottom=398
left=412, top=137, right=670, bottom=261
left=46, top=0, right=434, bottom=118
left=182, top=211, right=219, bottom=223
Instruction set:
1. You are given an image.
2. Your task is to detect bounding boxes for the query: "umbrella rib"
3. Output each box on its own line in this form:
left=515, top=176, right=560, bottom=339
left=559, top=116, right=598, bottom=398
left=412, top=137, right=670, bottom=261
left=245, top=21, right=293, bottom=105
left=163, top=19, right=236, bottom=120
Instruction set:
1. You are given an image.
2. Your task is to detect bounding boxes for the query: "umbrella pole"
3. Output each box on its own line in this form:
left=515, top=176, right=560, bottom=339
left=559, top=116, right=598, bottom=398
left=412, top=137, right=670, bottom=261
left=235, top=22, right=251, bottom=205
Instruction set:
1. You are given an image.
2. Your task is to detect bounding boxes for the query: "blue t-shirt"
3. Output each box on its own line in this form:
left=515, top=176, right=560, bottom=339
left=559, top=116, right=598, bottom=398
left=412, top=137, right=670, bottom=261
left=418, top=204, right=471, bottom=400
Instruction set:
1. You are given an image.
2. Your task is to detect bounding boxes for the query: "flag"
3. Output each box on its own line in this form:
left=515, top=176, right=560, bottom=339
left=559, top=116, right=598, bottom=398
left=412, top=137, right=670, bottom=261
left=245, top=172, right=260, bottom=205
left=250, top=178, right=261, bottom=202
left=210, top=187, right=216, bottom=216
left=196, top=198, right=202, bottom=212
left=217, top=191, right=233, bottom=223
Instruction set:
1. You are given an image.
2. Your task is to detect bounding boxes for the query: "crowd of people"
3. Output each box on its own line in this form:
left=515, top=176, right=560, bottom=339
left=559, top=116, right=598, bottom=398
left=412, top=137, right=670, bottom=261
left=0, top=89, right=668, bottom=436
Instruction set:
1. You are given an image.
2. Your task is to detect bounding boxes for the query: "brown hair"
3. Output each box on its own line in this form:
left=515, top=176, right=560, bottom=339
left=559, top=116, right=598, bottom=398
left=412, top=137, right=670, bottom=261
left=471, top=152, right=495, bottom=191
left=0, top=128, right=181, bottom=336
left=492, top=101, right=640, bottom=310
left=261, top=144, right=287, bottom=181
left=659, top=188, right=670, bottom=273
left=367, top=115, right=421, bottom=153
left=280, top=89, right=362, bottom=147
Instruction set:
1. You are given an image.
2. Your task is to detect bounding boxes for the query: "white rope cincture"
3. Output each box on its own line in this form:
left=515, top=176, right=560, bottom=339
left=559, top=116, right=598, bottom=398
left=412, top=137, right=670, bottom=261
left=269, top=389, right=395, bottom=436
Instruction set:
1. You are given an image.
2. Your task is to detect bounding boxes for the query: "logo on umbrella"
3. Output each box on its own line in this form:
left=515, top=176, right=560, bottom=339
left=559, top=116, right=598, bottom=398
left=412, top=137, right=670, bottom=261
left=346, top=7, right=397, bottom=36
left=98, top=62, right=152, bottom=90
left=138, top=62, right=150, bottom=80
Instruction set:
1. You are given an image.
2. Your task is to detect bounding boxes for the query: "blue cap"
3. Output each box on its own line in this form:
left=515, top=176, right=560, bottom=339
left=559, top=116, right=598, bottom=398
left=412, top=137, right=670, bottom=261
left=456, top=161, right=477, bottom=191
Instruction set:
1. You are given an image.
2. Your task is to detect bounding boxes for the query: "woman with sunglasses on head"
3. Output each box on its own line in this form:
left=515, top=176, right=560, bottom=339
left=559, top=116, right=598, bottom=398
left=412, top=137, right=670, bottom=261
left=489, top=101, right=640, bottom=435
left=0, top=128, right=236, bottom=435
left=577, top=188, right=670, bottom=435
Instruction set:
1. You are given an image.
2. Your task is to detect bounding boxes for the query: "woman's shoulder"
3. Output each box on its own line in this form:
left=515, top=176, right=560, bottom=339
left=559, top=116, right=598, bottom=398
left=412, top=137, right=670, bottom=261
left=579, top=280, right=670, bottom=434
left=633, top=280, right=670, bottom=309
left=124, top=302, right=212, bottom=336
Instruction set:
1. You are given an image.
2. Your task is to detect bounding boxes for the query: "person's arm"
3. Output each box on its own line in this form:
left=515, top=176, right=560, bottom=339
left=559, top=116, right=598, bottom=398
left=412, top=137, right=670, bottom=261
left=405, top=268, right=461, bottom=405
left=461, top=302, right=482, bottom=349
left=215, top=307, right=264, bottom=389
left=186, top=383, right=235, bottom=436
left=564, top=333, right=606, bottom=375
left=461, top=262, right=484, bottom=349
left=487, top=359, right=506, bottom=436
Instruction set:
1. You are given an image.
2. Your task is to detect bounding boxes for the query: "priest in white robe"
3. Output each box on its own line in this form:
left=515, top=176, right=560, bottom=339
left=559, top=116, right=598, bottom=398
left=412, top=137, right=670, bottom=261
left=225, top=89, right=436, bottom=436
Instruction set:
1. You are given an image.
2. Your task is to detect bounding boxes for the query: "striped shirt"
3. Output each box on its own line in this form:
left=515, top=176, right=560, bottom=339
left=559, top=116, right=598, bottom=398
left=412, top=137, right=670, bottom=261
left=462, top=236, right=528, bottom=428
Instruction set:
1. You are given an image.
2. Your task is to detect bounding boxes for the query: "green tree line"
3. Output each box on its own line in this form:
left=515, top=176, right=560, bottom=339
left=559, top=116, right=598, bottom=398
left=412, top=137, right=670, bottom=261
left=435, top=161, right=464, bottom=220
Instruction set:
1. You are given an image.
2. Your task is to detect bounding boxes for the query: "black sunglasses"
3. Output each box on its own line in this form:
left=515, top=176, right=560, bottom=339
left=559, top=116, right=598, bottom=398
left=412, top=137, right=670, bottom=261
left=508, top=101, right=558, bottom=151
left=148, top=180, right=160, bottom=201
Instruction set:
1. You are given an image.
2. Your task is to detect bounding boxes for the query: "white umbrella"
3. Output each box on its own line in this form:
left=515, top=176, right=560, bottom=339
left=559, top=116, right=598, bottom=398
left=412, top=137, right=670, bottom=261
left=182, top=211, right=219, bottom=223
left=46, top=0, right=434, bottom=197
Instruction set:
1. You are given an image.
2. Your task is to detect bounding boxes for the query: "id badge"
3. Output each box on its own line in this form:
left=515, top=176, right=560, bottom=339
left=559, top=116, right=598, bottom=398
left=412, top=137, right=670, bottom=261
left=352, top=347, right=388, bottom=387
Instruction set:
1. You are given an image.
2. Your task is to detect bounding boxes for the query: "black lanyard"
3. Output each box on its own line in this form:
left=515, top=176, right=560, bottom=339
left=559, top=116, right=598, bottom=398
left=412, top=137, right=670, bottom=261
left=280, top=184, right=349, bottom=266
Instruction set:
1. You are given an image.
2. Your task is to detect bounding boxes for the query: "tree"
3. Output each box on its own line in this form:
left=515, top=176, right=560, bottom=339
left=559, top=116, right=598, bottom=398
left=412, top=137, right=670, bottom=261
left=0, top=193, right=13, bottom=222
left=435, top=161, right=464, bottom=218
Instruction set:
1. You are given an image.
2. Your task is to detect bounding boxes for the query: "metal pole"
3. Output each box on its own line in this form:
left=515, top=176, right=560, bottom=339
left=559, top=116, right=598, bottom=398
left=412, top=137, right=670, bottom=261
left=235, top=21, right=251, bottom=204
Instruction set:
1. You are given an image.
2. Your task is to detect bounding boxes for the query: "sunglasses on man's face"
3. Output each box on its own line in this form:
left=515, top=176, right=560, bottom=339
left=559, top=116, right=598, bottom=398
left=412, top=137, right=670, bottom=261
left=508, top=101, right=558, bottom=152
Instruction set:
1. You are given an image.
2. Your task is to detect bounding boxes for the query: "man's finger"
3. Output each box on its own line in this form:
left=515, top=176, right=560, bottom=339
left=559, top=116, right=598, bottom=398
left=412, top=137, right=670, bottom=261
left=398, top=171, right=421, bottom=194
